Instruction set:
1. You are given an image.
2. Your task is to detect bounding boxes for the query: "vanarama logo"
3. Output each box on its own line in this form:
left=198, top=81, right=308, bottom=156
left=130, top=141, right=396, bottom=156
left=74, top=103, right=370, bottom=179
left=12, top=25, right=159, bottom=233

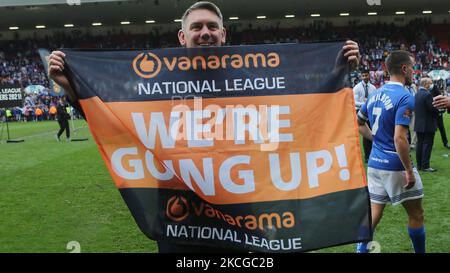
left=166, top=195, right=189, bottom=221
left=132, top=52, right=162, bottom=79
left=165, top=196, right=294, bottom=231
left=133, top=51, right=280, bottom=79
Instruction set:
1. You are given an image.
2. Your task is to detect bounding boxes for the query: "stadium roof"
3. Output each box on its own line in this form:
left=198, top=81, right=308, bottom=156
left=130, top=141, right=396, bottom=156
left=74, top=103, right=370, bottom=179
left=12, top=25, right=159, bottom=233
left=0, top=0, right=122, bottom=6
left=0, top=0, right=449, bottom=31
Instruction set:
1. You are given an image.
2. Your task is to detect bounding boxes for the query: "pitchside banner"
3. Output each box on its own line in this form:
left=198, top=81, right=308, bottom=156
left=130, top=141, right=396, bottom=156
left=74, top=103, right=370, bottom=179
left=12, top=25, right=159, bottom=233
left=64, top=42, right=372, bottom=252
left=0, top=84, right=23, bottom=108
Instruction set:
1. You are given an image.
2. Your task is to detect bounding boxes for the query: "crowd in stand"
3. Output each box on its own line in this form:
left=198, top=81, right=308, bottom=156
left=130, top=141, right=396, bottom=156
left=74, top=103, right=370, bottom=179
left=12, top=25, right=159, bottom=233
left=0, top=93, right=59, bottom=122
left=0, top=19, right=449, bottom=122
left=354, top=19, right=449, bottom=87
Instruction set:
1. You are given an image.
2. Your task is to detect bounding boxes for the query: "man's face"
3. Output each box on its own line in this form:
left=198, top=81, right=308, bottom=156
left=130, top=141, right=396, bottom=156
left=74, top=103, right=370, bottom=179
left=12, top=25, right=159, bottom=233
left=404, top=57, right=415, bottom=86
left=424, top=79, right=432, bottom=90
left=178, top=9, right=226, bottom=48
left=361, top=72, right=370, bottom=83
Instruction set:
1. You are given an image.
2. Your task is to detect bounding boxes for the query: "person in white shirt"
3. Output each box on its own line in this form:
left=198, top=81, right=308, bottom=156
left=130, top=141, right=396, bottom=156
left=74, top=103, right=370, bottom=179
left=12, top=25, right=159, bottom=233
left=353, top=70, right=377, bottom=162
left=354, top=70, right=377, bottom=111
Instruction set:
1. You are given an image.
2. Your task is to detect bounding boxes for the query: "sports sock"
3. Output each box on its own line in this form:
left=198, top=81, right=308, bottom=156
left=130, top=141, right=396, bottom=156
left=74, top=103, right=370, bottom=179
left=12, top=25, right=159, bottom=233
left=356, top=225, right=373, bottom=253
left=356, top=241, right=370, bottom=253
left=408, top=226, right=425, bottom=253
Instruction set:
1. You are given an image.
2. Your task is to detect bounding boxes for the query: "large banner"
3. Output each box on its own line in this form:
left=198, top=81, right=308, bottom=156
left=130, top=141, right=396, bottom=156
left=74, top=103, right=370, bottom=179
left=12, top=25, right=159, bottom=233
left=0, top=84, right=23, bottom=108
left=64, top=42, right=371, bottom=252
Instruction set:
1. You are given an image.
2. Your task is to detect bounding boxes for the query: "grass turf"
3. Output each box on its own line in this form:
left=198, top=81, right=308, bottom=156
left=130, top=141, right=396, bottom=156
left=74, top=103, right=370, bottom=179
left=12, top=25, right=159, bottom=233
left=0, top=117, right=449, bottom=253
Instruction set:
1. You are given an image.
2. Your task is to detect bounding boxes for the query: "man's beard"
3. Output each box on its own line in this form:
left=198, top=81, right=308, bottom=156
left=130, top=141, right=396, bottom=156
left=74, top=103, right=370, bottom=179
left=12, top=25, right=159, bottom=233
left=405, top=76, right=413, bottom=86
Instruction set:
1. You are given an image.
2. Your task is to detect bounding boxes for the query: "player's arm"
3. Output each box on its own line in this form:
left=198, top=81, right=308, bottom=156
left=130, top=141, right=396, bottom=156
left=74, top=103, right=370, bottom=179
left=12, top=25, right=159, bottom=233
left=357, top=118, right=373, bottom=141
left=48, top=51, right=77, bottom=103
left=394, top=125, right=415, bottom=189
left=357, top=104, right=373, bottom=140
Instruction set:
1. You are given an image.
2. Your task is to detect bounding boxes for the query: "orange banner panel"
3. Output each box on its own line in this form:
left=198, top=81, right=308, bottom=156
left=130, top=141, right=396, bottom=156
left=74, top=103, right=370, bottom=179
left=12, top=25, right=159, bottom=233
left=80, top=88, right=366, bottom=204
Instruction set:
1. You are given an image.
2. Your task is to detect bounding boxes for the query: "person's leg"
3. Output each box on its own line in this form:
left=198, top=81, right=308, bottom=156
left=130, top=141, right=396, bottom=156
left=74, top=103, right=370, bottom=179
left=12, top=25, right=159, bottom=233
left=390, top=168, right=425, bottom=253
left=415, top=132, right=424, bottom=170
left=410, top=114, right=417, bottom=149
left=437, top=115, right=448, bottom=146
left=363, top=137, right=372, bottom=163
left=57, top=120, right=64, bottom=139
left=357, top=167, right=388, bottom=253
left=357, top=203, right=385, bottom=253
left=422, top=132, right=435, bottom=169
left=402, top=199, right=425, bottom=253
left=370, top=203, right=385, bottom=229
left=411, top=131, right=417, bottom=149
left=64, top=120, right=70, bottom=139
left=363, top=122, right=373, bottom=162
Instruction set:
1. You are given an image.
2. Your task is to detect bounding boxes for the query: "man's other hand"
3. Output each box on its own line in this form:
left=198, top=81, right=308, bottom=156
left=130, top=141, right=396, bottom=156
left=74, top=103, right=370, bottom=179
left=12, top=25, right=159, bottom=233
left=48, top=51, right=70, bottom=89
left=432, top=95, right=450, bottom=109
left=343, top=40, right=360, bottom=70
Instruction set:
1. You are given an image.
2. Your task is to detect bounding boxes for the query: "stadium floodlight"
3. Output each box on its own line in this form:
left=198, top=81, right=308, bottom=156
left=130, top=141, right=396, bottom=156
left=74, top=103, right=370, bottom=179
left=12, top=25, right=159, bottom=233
left=256, top=16, right=266, bottom=19
left=285, top=15, right=295, bottom=18
left=120, top=21, right=130, bottom=25
left=92, top=22, right=102, bottom=26
left=35, top=25, right=46, bottom=29
left=145, top=20, right=155, bottom=24
left=368, top=12, right=377, bottom=16
left=339, top=13, right=350, bottom=16
left=9, top=26, right=19, bottom=30
left=311, top=14, right=321, bottom=17
left=422, top=10, right=432, bottom=14
left=229, top=17, right=239, bottom=20
left=395, top=11, right=406, bottom=15
left=64, top=24, right=74, bottom=28
left=174, top=19, right=182, bottom=22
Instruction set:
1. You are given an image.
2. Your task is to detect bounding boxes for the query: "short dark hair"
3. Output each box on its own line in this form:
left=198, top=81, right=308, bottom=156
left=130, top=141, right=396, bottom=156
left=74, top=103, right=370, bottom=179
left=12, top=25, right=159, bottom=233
left=385, top=50, right=414, bottom=76
left=361, top=69, right=370, bottom=75
left=181, top=1, right=223, bottom=29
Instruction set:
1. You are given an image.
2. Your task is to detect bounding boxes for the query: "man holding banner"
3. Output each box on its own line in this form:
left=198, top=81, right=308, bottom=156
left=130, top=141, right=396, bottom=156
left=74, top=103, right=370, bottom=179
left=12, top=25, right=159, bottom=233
left=357, top=50, right=426, bottom=253
left=48, top=1, right=368, bottom=253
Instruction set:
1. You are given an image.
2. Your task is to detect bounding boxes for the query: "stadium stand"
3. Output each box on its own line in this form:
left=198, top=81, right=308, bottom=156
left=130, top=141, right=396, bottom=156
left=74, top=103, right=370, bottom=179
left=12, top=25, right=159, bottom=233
left=0, top=18, right=449, bottom=121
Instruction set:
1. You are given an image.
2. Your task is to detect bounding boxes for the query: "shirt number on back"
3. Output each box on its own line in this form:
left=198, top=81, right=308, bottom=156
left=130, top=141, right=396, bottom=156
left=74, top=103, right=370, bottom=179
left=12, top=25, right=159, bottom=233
left=372, top=107, right=382, bottom=135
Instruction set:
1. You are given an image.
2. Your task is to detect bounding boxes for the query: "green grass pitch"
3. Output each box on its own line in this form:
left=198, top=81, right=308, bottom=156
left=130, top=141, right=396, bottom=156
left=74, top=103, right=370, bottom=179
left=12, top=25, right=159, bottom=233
left=1, top=117, right=449, bottom=253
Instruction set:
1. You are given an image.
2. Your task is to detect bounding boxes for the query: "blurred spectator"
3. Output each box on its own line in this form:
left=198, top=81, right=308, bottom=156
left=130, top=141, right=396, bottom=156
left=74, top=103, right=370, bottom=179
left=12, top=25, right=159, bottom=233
left=415, top=77, right=439, bottom=172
